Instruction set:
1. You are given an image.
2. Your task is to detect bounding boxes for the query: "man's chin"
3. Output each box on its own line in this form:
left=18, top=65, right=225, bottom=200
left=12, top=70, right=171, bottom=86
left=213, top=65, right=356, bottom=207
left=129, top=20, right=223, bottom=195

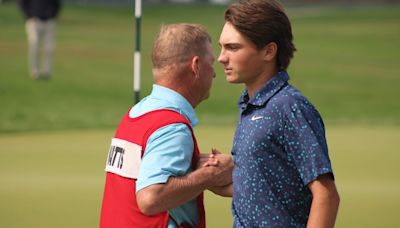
left=226, top=76, right=241, bottom=84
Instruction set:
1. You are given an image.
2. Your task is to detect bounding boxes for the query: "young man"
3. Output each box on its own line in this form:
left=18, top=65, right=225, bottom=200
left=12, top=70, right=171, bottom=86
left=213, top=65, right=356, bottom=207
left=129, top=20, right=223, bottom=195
left=217, top=0, right=340, bottom=227
left=100, top=24, right=233, bottom=228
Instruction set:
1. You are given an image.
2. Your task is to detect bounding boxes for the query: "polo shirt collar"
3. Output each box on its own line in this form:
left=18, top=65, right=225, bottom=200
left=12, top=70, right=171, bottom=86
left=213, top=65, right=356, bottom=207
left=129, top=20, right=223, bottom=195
left=151, top=84, right=199, bottom=127
left=239, top=71, right=289, bottom=108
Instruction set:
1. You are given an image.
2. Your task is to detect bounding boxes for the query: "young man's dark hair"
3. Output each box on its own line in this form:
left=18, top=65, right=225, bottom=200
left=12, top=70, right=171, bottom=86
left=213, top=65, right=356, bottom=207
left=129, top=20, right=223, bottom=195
left=217, top=0, right=340, bottom=227
left=224, top=0, right=296, bottom=70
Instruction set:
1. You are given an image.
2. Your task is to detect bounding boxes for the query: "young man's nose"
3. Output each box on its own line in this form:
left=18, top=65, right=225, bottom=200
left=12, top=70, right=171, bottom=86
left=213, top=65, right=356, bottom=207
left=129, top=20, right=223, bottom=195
left=217, top=51, right=227, bottom=64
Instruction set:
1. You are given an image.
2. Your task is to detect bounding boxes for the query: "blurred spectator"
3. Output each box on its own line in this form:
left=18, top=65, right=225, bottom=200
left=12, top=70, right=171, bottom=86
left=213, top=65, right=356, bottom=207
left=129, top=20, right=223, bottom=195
left=18, top=0, right=62, bottom=80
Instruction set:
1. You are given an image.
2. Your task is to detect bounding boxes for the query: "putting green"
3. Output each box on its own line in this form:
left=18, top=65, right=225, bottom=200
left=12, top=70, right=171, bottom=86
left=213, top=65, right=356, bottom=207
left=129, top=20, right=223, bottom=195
left=0, top=124, right=399, bottom=227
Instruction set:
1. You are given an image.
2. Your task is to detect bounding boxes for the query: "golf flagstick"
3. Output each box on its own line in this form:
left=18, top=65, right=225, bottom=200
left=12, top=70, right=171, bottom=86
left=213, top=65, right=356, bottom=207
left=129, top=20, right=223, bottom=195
left=134, top=0, right=141, bottom=104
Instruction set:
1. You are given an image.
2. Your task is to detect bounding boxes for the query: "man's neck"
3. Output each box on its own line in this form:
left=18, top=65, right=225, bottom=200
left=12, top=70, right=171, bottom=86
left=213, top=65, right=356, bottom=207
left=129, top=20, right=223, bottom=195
left=246, top=67, right=279, bottom=98
left=155, top=81, right=198, bottom=109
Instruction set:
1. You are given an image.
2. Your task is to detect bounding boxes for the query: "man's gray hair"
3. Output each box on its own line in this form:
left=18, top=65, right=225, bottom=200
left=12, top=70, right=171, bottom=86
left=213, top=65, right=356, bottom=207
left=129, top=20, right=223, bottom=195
left=152, top=23, right=211, bottom=70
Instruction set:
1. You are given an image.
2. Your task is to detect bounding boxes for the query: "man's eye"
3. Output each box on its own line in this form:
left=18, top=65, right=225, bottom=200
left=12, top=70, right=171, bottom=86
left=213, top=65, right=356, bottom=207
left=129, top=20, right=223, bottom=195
left=228, top=46, right=239, bottom=51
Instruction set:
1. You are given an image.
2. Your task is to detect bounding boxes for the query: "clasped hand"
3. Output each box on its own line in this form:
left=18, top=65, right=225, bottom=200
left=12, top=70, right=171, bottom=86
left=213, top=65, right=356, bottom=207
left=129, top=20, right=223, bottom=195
left=197, top=148, right=234, bottom=192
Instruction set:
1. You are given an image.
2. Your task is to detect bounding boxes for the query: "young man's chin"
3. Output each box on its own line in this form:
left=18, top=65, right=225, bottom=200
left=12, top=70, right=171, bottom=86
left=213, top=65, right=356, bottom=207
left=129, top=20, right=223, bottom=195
left=226, top=76, right=241, bottom=84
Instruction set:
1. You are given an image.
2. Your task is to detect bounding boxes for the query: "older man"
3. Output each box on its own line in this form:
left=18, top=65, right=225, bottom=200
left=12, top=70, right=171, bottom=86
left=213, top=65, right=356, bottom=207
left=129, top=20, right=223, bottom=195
left=100, top=24, right=233, bottom=228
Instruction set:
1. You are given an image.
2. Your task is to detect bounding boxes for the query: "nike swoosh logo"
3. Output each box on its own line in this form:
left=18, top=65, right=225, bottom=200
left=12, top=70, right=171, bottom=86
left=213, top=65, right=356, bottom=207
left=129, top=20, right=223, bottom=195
left=251, top=115, right=263, bottom=121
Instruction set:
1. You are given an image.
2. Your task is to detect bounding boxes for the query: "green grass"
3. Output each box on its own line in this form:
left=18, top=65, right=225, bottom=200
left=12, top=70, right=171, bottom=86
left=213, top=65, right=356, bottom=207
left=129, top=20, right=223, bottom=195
left=1, top=4, right=400, bottom=133
left=0, top=125, right=399, bottom=227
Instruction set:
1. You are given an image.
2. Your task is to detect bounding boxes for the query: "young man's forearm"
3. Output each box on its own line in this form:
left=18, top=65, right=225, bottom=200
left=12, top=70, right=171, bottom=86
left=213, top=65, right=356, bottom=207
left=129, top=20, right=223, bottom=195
left=209, top=183, right=233, bottom=197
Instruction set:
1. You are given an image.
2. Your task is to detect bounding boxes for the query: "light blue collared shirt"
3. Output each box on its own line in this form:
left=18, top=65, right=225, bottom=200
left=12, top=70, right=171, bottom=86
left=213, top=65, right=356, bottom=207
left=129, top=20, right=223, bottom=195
left=130, top=84, right=199, bottom=228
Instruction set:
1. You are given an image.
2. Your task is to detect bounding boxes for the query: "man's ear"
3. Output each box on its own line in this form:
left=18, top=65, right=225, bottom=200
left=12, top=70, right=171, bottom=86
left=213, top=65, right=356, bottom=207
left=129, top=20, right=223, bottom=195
left=263, top=42, right=278, bottom=62
left=191, top=56, right=200, bottom=78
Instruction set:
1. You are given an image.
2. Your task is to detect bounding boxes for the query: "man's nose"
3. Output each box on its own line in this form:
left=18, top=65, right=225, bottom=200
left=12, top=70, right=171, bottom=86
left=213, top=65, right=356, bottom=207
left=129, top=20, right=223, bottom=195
left=217, top=50, right=227, bottom=64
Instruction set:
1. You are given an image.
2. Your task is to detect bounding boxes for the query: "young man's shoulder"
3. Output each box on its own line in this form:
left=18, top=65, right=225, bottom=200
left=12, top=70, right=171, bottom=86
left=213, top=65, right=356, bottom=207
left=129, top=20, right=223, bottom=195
left=266, top=83, right=322, bottom=120
left=270, top=84, right=311, bottom=107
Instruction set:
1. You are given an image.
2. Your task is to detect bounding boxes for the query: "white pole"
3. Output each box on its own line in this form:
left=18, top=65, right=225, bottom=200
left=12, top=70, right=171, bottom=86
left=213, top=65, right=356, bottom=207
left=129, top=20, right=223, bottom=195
left=134, top=0, right=142, bottom=104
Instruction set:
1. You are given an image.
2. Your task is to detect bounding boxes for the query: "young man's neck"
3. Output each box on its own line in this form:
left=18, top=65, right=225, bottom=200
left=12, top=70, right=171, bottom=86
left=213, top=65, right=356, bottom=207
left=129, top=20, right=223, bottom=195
left=246, top=67, right=279, bottom=98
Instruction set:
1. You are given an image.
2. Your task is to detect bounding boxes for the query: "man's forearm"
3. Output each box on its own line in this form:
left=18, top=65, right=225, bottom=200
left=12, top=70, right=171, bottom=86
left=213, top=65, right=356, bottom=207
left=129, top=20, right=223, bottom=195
left=137, top=166, right=224, bottom=215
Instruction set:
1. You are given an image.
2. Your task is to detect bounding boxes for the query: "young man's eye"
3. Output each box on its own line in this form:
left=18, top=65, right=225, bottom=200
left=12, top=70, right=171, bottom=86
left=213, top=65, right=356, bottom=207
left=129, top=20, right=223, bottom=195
left=229, top=46, right=241, bottom=51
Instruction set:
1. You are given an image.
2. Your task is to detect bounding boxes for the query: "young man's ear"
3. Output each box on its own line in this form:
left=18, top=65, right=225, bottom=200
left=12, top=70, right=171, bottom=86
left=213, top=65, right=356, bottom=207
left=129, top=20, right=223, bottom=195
left=191, top=56, right=200, bottom=77
left=263, top=42, right=278, bottom=62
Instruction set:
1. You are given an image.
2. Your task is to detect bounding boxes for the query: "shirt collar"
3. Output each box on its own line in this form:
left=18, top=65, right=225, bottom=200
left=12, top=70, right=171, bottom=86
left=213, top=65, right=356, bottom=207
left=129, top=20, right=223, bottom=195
left=151, top=84, right=199, bottom=127
left=239, top=71, right=289, bottom=109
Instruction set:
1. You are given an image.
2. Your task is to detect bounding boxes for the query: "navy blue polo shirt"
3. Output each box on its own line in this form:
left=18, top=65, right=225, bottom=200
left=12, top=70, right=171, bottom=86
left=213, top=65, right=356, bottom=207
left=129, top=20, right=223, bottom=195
left=231, top=71, right=333, bottom=227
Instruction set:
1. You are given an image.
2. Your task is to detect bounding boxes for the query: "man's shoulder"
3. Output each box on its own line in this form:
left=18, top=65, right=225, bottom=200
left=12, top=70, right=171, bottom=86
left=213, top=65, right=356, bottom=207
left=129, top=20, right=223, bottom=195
left=130, top=96, right=178, bottom=118
left=140, top=109, right=192, bottom=136
left=263, top=84, right=320, bottom=120
left=149, top=123, right=192, bottom=143
left=267, top=84, right=307, bottom=107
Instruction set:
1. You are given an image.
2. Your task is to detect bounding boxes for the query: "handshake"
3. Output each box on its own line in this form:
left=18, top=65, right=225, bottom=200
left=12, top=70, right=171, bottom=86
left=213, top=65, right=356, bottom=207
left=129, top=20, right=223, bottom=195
left=197, top=148, right=234, bottom=197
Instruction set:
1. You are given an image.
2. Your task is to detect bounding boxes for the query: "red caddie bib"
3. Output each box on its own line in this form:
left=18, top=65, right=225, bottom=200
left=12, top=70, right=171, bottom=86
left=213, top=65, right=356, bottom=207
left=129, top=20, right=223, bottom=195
left=100, top=109, right=205, bottom=228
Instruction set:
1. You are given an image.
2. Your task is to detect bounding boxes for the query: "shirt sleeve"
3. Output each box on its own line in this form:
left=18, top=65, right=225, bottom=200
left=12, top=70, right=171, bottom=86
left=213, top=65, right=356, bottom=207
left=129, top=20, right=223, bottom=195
left=283, top=98, right=334, bottom=186
left=136, top=123, right=194, bottom=192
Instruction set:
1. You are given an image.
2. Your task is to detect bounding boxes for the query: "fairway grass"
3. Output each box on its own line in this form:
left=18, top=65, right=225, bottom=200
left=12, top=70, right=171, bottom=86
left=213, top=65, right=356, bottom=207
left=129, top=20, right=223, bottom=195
left=1, top=125, right=400, bottom=227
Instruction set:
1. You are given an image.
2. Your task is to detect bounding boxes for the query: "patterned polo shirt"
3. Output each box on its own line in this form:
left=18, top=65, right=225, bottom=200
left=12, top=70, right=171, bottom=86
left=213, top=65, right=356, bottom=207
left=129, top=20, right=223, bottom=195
left=231, top=71, right=334, bottom=227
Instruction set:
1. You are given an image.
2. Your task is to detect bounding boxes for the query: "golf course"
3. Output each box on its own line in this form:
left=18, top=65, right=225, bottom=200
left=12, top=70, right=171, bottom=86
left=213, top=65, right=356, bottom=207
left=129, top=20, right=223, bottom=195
left=1, top=2, right=399, bottom=227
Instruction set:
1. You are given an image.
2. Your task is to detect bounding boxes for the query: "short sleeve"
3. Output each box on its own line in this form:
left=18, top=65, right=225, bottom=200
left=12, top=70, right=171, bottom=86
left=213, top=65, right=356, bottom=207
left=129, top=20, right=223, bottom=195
left=136, top=123, right=194, bottom=192
left=283, top=98, right=334, bottom=186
